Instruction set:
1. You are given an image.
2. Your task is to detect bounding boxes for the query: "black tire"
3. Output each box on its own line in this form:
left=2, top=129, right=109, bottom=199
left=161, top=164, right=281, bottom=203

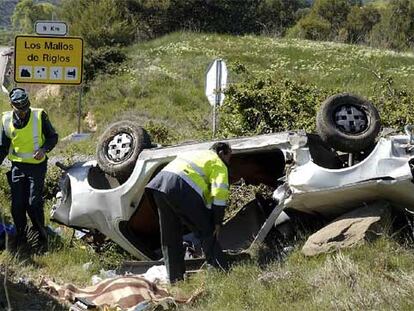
left=96, top=120, right=151, bottom=182
left=316, top=93, right=381, bottom=153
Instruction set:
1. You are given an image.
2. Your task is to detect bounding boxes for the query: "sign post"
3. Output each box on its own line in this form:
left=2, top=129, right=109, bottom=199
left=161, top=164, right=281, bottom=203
left=14, top=24, right=86, bottom=137
left=205, top=59, right=227, bottom=137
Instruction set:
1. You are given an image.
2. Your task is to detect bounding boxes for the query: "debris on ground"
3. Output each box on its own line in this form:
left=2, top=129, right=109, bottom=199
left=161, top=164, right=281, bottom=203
left=302, top=200, right=391, bottom=256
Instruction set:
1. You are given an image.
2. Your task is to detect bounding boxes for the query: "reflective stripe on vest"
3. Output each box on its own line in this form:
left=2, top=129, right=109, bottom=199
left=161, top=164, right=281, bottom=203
left=163, top=150, right=229, bottom=209
left=2, top=109, right=45, bottom=163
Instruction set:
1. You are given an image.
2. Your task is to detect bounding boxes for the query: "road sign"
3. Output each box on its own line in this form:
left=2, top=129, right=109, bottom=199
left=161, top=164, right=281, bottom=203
left=205, top=59, right=227, bottom=107
left=35, top=21, right=68, bottom=36
left=14, top=35, right=83, bottom=85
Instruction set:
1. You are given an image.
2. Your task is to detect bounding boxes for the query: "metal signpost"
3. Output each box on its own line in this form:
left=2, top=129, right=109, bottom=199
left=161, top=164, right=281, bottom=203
left=205, top=58, right=227, bottom=137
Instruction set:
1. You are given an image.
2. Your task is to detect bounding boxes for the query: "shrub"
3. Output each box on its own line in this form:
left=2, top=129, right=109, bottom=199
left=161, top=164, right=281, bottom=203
left=145, top=121, right=176, bottom=145
left=44, top=165, right=62, bottom=201
left=219, top=70, right=414, bottom=137
left=83, top=46, right=127, bottom=82
left=371, top=74, right=414, bottom=130
left=219, top=75, right=331, bottom=137
left=287, top=13, right=332, bottom=40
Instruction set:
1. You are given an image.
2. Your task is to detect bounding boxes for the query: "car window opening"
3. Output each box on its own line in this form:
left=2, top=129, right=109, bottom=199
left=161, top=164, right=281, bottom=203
left=307, top=134, right=374, bottom=169
left=121, top=148, right=286, bottom=260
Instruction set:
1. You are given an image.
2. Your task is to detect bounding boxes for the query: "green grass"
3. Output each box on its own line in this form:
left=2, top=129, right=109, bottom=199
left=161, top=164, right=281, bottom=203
left=180, top=239, right=414, bottom=310
left=1, top=32, right=414, bottom=308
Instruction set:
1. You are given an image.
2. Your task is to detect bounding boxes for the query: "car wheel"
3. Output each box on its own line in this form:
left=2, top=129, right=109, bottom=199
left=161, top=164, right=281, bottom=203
left=316, top=93, right=381, bottom=153
left=96, top=120, right=152, bottom=182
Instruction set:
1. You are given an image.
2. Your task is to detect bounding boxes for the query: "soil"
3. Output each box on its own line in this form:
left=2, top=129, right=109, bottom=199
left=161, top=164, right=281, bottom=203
left=0, top=275, right=67, bottom=311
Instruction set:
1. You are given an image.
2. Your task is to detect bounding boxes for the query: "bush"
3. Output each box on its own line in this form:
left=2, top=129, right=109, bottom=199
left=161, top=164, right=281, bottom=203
left=219, top=70, right=414, bottom=137
left=219, top=75, right=331, bottom=137
left=145, top=121, right=176, bottom=145
left=83, top=46, right=127, bottom=82
left=371, top=75, right=414, bottom=130
left=287, top=13, right=332, bottom=40
left=44, top=165, right=62, bottom=201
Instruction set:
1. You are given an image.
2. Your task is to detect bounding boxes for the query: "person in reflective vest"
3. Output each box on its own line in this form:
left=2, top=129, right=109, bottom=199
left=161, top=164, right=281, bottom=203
left=146, top=142, right=232, bottom=283
left=0, top=88, right=58, bottom=253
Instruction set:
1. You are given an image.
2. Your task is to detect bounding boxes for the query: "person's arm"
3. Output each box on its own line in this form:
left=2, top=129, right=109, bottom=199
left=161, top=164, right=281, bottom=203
left=0, top=123, right=11, bottom=165
left=40, top=111, right=58, bottom=153
left=210, top=158, right=230, bottom=236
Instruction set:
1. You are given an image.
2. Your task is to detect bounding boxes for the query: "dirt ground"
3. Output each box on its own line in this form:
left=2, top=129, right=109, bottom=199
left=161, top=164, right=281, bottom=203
left=0, top=275, right=66, bottom=311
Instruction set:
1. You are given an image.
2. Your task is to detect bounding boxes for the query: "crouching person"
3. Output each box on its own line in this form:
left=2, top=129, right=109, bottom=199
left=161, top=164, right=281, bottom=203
left=146, top=142, right=232, bottom=283
left=1, top=88, right=58, bottom=253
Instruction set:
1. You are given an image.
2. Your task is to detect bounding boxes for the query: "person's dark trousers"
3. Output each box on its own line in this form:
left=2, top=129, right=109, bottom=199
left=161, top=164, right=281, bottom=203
left=149, top=181, right=228, bottom=283
left=151, top=190, right=185, bottom=283
left=8, top=161, right=47, bottom=243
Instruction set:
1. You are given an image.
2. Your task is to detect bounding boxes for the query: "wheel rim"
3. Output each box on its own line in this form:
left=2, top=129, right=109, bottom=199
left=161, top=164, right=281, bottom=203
left=106, top=132, right=133, bottom=162
left=334, top=105, right=368, bottom=134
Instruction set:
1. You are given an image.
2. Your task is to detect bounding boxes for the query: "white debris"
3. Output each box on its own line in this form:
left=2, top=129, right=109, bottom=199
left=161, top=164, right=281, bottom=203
left=141, top=265, right=168, bottom=284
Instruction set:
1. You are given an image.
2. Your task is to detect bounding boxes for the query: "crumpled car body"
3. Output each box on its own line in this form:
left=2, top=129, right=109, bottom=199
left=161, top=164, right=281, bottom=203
left=285, top=134, right=414, bottom=217
left=51, top=131, right=414, bottom=260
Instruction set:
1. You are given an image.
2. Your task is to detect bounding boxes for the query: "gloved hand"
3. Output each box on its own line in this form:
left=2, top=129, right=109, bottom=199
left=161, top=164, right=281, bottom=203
left=34, top=148, right=45, bottom=160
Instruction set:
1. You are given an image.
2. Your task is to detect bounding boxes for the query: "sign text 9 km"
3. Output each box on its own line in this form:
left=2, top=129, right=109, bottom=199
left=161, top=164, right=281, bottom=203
left=14, top=35, right=83, bottom=85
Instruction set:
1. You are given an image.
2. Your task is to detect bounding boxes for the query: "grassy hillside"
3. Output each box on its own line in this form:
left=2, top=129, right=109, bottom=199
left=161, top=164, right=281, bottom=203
left=2, top=31, right=414, bottom=145
left=0, top=32, right=414, bottom=309
left=86, top=33, right=414, bottom=139
left=72, top=32, right=414, bottom=143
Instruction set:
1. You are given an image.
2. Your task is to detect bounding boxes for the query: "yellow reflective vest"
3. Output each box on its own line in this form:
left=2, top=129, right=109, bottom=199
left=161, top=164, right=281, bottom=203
left=164, top=150, right=229, bottom=209
left=1, top=108, right=46, bottom=164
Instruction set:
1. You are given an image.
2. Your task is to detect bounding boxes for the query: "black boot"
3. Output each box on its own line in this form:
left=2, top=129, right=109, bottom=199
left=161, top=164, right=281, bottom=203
left=27, top=226, right=48, bottom=254
left=7, top=228, right=28, bottom=253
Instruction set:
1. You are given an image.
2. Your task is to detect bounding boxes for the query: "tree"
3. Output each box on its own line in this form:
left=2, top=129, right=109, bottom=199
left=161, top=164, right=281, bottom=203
left=312, top=0, right=351, bottom=32
left=370, top=0, right=414, bottom=50
left=346, top=5, right=380, bottom=44
left=256, top=0, right=303, bottom=36
left=287, top=0, right=374, bottom=42
left=59, top=0, right=136, bottom=48
left=12, top=0, right=57, bottom=33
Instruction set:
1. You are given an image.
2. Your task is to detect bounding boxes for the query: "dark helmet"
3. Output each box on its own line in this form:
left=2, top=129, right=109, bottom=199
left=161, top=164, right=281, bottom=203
left=9, top=88, right=30, bottom=110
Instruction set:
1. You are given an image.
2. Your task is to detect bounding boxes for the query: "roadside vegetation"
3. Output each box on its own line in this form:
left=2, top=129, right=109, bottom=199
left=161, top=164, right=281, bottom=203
left=1, top=31, right=414, bottom=309
left=1, top=0, right=414, bottom=309
left=180, top=238, right=414, bottom=310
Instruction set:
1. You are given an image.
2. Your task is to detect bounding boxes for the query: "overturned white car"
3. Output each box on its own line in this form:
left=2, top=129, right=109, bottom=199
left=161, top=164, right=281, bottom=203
left=51, top=93, right=414, bottom=260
